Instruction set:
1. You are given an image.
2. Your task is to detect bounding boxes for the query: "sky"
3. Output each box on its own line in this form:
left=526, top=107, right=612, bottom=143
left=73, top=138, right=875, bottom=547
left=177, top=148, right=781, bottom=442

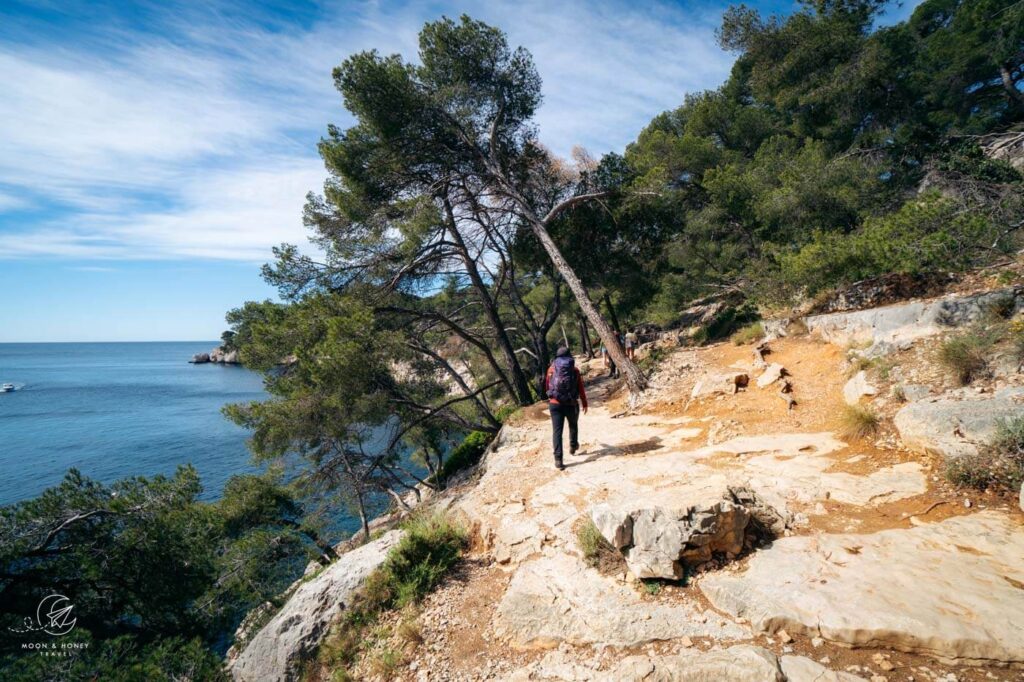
left=0, top=0, right=922, bottom=342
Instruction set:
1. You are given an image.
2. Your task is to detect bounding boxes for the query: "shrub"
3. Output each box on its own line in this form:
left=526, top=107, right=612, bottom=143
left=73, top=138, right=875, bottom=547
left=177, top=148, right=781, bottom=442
left=368, top=648, right=404, bottom=678
left=386, top=513, right=468, bottom=608
left=317, top=513, right=466, bottom=675
left=947, top=416, right=1024, bottom=492
left=434, top=430, right=493, bottom=485
left=983, top=295, right=1016, bottom=323
left=576, top=519, right=624, bottom=574
left=839, top=405, right=880, bottom=439
left=731, top=322, right=765, bottom=345
left=776, top=194, right=996, bottom=296
left=642, top=580, right=662, bottom=596
left=937, top=333, right=993, bottom=385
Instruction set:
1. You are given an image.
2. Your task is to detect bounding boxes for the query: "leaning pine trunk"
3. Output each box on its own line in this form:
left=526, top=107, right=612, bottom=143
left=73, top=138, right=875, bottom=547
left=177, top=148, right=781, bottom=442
left=525, top=218, right=647, bottom=394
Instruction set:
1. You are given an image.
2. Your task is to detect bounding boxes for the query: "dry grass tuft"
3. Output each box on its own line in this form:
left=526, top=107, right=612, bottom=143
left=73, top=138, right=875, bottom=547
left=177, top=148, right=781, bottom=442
left=840, top=404, right=880, bottom=440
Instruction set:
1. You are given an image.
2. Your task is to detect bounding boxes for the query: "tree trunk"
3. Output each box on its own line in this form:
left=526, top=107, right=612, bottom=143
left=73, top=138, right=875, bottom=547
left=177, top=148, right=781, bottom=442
left=602, top=293, right=621, bottom=333
left=355, top=489, right=370, bottom=541
left=579, top=316, right=593, bottom=358
left=443, top=199, right=534, bottom=406
left=1000, top=63, right=1024, bottom=108
left=525, top=219, right=647, bottom=394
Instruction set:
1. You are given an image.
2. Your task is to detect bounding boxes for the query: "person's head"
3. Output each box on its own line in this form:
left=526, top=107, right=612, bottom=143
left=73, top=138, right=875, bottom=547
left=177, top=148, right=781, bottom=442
left=555, top=346, right=570, bottom=358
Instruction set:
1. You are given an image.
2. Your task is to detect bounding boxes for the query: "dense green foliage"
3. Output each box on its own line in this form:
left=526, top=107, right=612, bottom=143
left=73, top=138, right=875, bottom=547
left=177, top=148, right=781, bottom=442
left=0, top=468, right=332, bottom=680
left=618, top=0, right=1024, bottom=321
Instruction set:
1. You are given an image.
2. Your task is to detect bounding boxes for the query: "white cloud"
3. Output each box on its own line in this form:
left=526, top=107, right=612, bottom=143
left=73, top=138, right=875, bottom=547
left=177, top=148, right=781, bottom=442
left=0, top=0, right=736, bottom=261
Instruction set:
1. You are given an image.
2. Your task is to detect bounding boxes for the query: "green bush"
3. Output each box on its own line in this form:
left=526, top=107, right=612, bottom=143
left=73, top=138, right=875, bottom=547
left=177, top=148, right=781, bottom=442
left=776, top=194, right=995, bottom=296
left=434, top=430, right=493, bottom=485
left=731, top=321, right=765, bottom=345
left=947, top=416, right=1024, bottom=492
left=576, top=519, right=623, bottom=574
left=318, top=513, right=467, bottom=674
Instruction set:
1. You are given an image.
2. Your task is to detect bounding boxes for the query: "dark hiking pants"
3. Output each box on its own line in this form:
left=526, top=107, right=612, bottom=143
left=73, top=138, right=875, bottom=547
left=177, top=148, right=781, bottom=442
left=550, top=401, right=579, bottom=466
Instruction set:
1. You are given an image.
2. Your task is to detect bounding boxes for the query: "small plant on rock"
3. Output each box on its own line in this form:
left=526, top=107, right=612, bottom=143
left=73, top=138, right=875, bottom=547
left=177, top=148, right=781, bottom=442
left=576, top=519, right=624, bottom=574
left=642, top=580, right=662, bottom=596
left=839, top=404, right=880, bottom=439
left=946, top=416, right=1024, bottom=492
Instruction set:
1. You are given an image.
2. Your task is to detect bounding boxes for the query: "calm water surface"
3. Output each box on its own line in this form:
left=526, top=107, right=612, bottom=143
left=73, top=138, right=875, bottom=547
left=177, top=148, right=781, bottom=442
left=0, top=342, right=265, bottom=504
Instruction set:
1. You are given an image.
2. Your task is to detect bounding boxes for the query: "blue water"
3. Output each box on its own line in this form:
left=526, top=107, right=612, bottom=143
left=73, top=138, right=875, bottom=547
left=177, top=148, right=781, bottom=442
left=0, top=342, right=266, bottom=505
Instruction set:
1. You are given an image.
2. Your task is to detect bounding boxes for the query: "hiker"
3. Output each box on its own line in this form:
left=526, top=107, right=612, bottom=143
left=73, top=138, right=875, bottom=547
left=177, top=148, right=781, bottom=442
left=545, top=346, right=588, bottom=470
left=624, top=329, right=638, bottom=360
left=600, top=341, right=615, bottom=377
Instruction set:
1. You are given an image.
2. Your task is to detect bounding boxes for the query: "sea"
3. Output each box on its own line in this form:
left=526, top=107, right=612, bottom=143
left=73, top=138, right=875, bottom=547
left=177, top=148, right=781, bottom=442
left=0, top=342, right=267, bottom=506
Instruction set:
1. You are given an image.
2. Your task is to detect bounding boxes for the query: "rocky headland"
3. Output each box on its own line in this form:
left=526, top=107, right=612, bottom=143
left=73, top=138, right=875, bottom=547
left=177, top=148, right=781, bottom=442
left=190, top=346, right=241, bottom=365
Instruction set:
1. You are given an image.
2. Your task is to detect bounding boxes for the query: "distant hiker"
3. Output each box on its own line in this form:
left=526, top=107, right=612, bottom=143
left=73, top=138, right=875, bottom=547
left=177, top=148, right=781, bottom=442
left=601, top=342, right=616, bottom=377
left=545, top=346, right=588, bottom=470
left=624, top=330, right=638, bottom=360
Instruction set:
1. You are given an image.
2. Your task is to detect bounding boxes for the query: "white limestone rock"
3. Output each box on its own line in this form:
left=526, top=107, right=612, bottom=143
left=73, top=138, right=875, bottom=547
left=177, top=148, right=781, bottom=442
left=493, top=554, right=747, bottom=649
left=691, top=371, right=749, bottom=399
left=843, top=370, right=877, bottom=405
left=894, top=387, right=1024, bottom=460
left=780, top=656, right=867, bottom=682
left=229, top=530, right=405, bottom=682
left=756, top=363, right=786, bottom=388
left=700, top=512, right=1024, bottom=665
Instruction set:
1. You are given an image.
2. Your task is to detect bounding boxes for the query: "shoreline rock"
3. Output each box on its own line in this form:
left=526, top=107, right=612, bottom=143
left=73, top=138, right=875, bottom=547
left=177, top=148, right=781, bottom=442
left=189, top=346, right=240, bottom=365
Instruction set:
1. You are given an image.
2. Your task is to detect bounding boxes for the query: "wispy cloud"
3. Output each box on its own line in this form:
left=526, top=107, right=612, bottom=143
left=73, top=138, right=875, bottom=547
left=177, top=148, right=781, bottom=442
left=0, top=0, right=738, bottom=262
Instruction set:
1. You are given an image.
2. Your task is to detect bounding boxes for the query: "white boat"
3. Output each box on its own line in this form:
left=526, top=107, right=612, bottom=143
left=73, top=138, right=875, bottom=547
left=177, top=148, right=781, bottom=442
left=0, top=383, right=15, bottom=393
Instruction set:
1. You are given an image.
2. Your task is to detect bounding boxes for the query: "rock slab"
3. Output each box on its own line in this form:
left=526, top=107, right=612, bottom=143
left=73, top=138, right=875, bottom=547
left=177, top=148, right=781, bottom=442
left=700, top=512, right=1024, bottom=666
left=780, top=656, right=867, bottom=682
left=509, top=645, right=784, bottom=681
left=229, top=530, right=404, bottom=682
left=894, top=387, right=1024, bottom=460
left=691, top=372, right=749, bottom=399
left=493, top=553, right=746, bottom=649
left=805, top=287, right=1023, bottom=348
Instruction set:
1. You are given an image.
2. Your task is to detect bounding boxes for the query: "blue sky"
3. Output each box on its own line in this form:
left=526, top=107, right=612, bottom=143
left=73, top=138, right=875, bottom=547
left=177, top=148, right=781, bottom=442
left=0, top=0, right=921, bottom=342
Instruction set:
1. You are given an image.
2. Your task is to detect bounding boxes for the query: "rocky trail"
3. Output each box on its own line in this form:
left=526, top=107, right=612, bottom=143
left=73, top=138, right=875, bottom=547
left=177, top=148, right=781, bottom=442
left=231, top=286, right=1024, bottom=682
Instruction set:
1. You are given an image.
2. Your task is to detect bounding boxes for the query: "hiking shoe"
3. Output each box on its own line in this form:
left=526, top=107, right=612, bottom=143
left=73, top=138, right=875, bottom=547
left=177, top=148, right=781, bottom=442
left=570, top=445, right=578, bottom=456
left=555, top=460, right=565, bottom=470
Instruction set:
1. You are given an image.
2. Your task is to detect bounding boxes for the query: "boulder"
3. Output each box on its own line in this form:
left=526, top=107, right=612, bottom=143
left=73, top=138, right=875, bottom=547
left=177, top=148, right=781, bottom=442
left=493, top=554, right=747, bottom=649
left=591, top=489, right=772, bottom=580
left=189, top=353, right=210, bottom=364
left=691, top=372, right=749, bottom=399
left=842, top=370, right=877, bottom=405
left=756, top=363, right=786, bottom=388
left=893, top=387, right=1024, bottom=460
left=229, top=530, right=404, bottom=682
left=223, top=349, right=241, bottom=364
left=700, top=512, right=1024, bottom=665
left=591, top=505, right=633, bottom=549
